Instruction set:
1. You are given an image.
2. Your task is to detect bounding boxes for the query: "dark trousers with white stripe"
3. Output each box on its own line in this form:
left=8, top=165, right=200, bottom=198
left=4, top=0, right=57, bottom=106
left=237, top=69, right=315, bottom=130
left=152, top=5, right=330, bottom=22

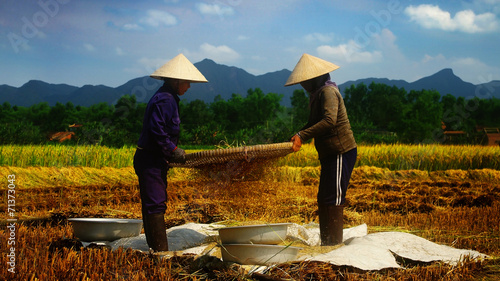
left=318, top=148, right=357, bottom=206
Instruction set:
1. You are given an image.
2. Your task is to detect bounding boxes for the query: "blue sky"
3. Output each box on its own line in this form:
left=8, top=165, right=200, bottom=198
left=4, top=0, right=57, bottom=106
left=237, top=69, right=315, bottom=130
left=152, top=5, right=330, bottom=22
left=1, top=0, right=499, bottom=88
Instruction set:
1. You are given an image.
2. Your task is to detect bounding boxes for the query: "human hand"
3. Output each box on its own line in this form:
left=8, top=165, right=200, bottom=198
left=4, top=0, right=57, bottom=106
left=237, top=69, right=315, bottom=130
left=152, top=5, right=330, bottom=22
left=170, top=147, right=186, bottom=164
left=290, top=134, right=302, bottom=152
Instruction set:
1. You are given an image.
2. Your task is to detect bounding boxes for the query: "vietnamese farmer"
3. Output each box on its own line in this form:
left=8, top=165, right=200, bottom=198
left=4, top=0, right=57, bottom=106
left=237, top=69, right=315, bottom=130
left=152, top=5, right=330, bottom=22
left=134, top=53, right=208, bottom=252
left=286, top=53, right=357, bottom=246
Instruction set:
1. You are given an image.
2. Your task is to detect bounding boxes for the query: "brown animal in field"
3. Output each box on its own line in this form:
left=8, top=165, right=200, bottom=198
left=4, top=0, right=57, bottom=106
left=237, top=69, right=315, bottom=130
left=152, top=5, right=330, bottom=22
left=48, top=131, right=76, bottom=143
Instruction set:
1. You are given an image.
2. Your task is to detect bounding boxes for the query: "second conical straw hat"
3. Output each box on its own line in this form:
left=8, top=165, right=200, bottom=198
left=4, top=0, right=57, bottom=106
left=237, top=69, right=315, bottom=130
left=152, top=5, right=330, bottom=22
left=284, top=53, right=339, bottom=86
left=150, top=53, right=208, bottom=83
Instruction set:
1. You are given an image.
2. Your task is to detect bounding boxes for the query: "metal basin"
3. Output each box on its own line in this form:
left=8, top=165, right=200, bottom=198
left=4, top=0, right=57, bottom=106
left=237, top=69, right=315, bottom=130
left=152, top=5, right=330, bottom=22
left=218, top=223, right=291, bottom=244
left=221, top=244, right=301, bottom=265
left=68, top=218, right=143, bottom=242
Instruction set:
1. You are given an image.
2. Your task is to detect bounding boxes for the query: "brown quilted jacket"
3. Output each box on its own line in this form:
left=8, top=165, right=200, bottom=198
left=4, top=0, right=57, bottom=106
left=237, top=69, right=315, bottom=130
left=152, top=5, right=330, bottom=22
left=299, top=85, right=357, bottom=158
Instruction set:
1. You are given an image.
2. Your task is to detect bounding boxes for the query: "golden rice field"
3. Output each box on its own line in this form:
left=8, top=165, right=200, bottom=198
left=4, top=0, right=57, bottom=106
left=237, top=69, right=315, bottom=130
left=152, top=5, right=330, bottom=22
left=0, top=143, right=499, bottom=280
left=0, top=143, right=499, bottom=170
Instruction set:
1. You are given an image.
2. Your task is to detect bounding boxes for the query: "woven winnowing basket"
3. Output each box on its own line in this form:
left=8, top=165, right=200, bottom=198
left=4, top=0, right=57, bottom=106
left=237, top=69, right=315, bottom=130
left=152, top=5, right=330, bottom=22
left=170, top=142, right=294, bottom=168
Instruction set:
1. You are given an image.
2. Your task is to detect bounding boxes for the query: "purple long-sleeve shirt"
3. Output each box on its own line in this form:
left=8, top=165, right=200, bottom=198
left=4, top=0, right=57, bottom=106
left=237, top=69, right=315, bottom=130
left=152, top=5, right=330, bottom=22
left=137, top=84, right=180, bottom=159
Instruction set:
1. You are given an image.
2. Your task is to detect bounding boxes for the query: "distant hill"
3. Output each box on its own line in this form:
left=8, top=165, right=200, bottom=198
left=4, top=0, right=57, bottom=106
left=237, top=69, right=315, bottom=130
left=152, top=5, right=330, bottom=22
left=1, top=60, right=498, bottom=108
left=0, top=85, right=17, bottom=104
left=339, top=69, right=486, bottom=98
left=182, top=59, right=302, bottom=106
left=1, top=80, right=79, bottom=106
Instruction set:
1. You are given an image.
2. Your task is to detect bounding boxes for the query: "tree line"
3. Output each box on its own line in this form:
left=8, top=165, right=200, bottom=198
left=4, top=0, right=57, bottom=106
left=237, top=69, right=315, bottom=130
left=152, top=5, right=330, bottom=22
left=0, top=83, right=498, bottom=147
left=344, top=83, right=500, bottom=144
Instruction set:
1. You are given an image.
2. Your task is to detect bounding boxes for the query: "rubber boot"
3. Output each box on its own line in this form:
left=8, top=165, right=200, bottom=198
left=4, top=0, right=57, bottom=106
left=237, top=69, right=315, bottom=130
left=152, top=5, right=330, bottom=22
left=143, top=213, right=168, bottom=252
left=142, top=211, right=151, bottom=247
left=318, top=204, right=344, bottom=246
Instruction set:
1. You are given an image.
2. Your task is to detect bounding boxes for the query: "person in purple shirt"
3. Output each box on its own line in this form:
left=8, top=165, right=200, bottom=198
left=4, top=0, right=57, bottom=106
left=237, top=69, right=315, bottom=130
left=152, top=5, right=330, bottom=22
left=134, top=54, right=208, bottom=252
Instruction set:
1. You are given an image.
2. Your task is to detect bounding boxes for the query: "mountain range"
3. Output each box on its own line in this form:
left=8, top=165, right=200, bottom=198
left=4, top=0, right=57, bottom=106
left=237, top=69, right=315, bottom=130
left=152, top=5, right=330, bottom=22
left=1, top=59, right=499, bottom=108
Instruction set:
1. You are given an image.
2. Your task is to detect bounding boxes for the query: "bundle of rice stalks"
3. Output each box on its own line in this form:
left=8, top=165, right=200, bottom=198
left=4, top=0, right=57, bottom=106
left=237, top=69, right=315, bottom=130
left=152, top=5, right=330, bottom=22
left=170, top=142, right=294, bottom=181
left=170, top=142, right=294, bottom=168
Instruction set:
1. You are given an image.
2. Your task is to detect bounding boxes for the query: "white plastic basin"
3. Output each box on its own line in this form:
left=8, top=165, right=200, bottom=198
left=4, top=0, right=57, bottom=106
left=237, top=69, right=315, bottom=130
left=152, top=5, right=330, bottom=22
left=221, top=244, right=301, bottom=265
left=68, top=218, right=143, bottom=242
left=218, top=223, right=291, bottom=244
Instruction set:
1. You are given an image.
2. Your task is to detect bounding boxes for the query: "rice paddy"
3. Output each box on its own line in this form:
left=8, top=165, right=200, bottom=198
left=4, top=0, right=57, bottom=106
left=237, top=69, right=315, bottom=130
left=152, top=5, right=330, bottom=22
left=0, top=143, right=499, bottom=170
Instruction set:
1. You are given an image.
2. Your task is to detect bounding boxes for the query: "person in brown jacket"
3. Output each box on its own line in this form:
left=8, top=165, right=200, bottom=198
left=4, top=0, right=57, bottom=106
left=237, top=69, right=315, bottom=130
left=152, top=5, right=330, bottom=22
left=285, top=53, right=357, bottom=246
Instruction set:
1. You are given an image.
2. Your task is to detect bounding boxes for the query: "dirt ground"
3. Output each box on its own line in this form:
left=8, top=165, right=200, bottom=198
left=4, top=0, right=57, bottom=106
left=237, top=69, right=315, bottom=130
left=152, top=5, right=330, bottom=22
left=1, top=166, right=499, bottom=280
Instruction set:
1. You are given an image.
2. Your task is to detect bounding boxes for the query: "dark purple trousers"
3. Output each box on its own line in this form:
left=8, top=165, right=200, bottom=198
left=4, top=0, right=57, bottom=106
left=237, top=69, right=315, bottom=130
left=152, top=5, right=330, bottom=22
left=133, top=149, right=168, bottom=215
left=318, top=148, right=357, bottom=206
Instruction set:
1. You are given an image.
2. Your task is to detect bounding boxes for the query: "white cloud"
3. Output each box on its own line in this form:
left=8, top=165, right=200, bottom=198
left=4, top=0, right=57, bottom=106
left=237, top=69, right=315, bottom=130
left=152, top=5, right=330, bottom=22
left=314, top=29, right=399, bottom=65
left=251, top=55, right=265, bottom=61
left=123, top=23, right=142, bottom=31
left=196, top=3, right=235, bottom=16
left=303, top=32, right=334, bottom=43
left=372, top=29, right=404, bottom=61
left=405, top=4, right=499, bottom=33
left=115, top=47, right=125, bottom=56
left=137, top=57, right=168, bottom=72
left=121, top=9, right=177, bottom=31
left=198, top=43, right=240, bottom=63
left=84, top=43, right=96, bottom=52
left=140, top=10, right=177, bottom=27
left=237, top=35, right=249, bottom=40
left=317, top=41, right=382, bottom=63
left=422, top=53, right=446, bottom=64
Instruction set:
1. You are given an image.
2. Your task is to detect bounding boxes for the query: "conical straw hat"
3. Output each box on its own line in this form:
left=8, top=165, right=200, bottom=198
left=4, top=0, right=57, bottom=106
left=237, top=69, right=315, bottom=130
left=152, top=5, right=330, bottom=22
left=150, top=53, right=208, bottom=83
left=284, top=53, right=339, bottom=86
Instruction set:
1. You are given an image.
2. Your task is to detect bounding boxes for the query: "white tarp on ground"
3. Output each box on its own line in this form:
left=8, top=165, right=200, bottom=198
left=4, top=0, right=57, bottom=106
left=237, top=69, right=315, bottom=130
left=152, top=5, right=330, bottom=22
left=102, top=222, right=488, bottom=271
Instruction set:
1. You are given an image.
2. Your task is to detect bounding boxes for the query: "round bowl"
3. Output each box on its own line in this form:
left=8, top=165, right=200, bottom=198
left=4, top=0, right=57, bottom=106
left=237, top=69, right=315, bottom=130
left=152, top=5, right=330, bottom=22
left=218, top=223, right=291, bottom=245
left=68, top=218, right=143, bottom=242
left=221, top=244, right=301, bottom=265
